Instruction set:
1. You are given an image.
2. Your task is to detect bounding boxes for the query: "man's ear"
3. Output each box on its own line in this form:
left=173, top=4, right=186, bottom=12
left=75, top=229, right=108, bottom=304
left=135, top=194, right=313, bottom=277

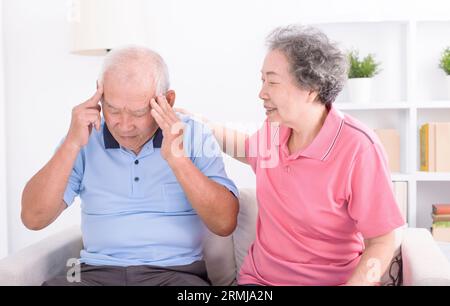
left=165, top=90, right=176, bottom=107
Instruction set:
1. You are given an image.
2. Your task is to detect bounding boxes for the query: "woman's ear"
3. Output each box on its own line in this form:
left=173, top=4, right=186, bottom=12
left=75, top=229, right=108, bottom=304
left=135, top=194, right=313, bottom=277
left=165, top=90, right=176, bottom=107
left=308, top=90, right=320, bottom=104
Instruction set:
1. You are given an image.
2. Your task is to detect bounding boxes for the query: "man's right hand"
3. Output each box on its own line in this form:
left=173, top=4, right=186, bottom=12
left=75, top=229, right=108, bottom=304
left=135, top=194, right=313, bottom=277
left=64, top=87, right=103, bottom=150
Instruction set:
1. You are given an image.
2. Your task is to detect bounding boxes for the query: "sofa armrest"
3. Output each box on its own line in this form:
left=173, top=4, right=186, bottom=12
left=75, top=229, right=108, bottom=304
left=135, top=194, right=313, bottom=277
left=401, top=228, right=450, bottom=286
left=0, top=225, right=83, bottom=286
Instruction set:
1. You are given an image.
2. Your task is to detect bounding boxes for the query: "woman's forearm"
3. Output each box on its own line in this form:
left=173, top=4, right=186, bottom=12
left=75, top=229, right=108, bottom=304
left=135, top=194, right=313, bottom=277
left=345, top=231, right=396, bottom=286
left=207, top=121, right=249, bottom=164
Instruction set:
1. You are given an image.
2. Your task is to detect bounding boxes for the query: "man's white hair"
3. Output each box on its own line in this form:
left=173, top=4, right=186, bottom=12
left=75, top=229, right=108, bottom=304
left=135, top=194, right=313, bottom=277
left=98, top=45, right=170, bottom=95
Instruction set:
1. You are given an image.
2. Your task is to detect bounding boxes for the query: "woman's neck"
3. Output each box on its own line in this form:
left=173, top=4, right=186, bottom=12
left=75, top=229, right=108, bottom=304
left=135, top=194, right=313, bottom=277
left=288, top=104, right=329, bottom=154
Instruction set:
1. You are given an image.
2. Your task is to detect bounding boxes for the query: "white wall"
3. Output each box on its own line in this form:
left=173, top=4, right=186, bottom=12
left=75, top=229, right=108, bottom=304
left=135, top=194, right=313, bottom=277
left=2, top=0, right=450, bottom=256
left=3, top=0, right=99, bottom=254
left=0, top=0, right=9, bottom=258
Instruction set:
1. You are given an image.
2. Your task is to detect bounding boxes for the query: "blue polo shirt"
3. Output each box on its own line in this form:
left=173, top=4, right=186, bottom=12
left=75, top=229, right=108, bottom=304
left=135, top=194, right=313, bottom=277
left=62, top=114, right=238, bottom=267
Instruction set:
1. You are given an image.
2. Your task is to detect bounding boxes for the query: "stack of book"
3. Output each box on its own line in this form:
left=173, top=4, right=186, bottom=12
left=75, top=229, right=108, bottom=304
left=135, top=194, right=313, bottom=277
left=420, top=122, right=450, bottom=172
left=432, top=204, right=450, bottom=242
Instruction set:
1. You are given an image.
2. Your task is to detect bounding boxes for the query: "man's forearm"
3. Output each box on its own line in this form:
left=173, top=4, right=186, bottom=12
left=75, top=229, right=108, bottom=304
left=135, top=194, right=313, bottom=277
left=21, top=141, right=80, bottom=229
left=167, top=156, right=239, bottom=236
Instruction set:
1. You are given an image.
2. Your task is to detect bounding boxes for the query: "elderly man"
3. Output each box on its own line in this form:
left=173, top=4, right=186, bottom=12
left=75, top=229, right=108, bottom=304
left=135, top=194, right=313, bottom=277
left=21, top=46, right=239, bottom=286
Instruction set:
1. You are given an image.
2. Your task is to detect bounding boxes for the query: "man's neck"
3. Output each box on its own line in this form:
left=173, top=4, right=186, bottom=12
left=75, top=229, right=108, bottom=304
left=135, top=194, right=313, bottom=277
left=131, top=126, right=160, bottom=156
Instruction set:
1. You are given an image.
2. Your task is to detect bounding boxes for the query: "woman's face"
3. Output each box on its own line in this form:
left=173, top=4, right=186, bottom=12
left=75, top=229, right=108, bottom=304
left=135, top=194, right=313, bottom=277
left=259, top=49, right=316, bottom=125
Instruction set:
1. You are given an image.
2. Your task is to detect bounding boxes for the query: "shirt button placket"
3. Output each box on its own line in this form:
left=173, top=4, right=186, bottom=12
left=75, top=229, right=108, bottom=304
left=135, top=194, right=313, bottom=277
left=132, top=159, right=140, bottom=196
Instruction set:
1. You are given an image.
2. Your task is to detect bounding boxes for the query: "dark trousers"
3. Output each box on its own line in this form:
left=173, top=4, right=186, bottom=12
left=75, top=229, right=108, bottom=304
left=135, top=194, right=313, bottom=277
left=42, top=260, right=210, bottom=286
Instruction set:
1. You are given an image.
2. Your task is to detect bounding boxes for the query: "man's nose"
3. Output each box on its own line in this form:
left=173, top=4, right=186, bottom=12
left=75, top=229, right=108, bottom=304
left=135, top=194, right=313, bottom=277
left=119, top=113, right=134, bottom=131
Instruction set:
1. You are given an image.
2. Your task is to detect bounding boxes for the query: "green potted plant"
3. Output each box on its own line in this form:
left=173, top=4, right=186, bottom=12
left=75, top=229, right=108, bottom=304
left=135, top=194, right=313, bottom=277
left=347, top=50, right=381, bottom=103
left=439, top=47, right=450, bottom=100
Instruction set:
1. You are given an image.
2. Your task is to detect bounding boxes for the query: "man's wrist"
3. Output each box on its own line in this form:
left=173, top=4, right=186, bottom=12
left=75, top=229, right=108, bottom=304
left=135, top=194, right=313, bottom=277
left=61, top=139, right=82, bottom=155
left=166, top=155, right=191, bottom=168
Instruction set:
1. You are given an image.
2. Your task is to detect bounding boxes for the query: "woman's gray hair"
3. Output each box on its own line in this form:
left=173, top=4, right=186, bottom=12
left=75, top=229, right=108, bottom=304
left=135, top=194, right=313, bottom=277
left=98, top=45, right=170, bottom=95
left=266, top=25, right=348, bottom=106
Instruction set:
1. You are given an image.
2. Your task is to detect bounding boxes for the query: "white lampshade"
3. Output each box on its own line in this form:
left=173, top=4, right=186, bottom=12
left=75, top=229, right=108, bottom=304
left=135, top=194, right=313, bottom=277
left=69, top=0, right=151, bottom=55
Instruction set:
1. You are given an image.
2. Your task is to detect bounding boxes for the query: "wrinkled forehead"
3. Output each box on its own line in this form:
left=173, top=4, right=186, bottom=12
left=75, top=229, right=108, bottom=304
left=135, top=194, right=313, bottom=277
left=261, top=50, right=294, bottom=79
left=102, top=78, right=155, bottom=110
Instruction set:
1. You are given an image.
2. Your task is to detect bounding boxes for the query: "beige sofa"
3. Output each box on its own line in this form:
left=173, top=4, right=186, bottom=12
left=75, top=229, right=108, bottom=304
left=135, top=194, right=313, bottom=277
left=1, top=188, right=450, bottom=286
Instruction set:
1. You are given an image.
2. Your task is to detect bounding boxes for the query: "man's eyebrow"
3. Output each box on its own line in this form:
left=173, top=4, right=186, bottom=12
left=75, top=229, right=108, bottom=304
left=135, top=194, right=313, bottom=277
left=103, top=100, right=149, bottom=113
left=130, top=106, right=150, bottom=113
left=103, top=100, right=118, bottom=109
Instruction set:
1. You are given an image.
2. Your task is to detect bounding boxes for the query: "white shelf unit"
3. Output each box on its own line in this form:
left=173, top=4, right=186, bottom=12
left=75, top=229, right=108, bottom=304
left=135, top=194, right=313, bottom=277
left=313, top=20, right=450, bottom=229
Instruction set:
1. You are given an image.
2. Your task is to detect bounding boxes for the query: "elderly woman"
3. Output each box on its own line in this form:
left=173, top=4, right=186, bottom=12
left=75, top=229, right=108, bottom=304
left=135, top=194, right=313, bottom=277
left=154, top=25, right=405, bottom=286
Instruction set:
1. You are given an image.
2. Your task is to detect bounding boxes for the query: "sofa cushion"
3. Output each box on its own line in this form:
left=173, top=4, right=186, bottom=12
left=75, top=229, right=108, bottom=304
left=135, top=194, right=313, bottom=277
left=232, top=188, right=258, bottom=273
left=203, top=188, right=258, bottom=286
left=203, top=231, right=236, bottom=286
left=402, top=228, right=450, bottom=285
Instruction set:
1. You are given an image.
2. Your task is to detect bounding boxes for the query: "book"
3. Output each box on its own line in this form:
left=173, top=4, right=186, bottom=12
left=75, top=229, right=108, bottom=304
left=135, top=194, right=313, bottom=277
left=432, top=214, right=450, bottom=222
left=421, top=122, right=450, bottom=172
left=374, top=129, right=400, bottom=172
left=432, top=204, right=450, bottom=215
left=420, top=123, right=436, bottom=171
left=420, top=124, right=429, bottom=171
left=432, top=222, right=450, bottom=242
left=429, top=123, right=436, bottom=171
left=435, top=123, right=450, bottom=172
left=392, top=181, right=407, bottom=221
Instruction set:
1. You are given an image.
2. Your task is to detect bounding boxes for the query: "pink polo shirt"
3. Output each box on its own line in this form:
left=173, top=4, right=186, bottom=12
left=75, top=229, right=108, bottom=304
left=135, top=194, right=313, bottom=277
left=238, top=106, right=405, bottom=286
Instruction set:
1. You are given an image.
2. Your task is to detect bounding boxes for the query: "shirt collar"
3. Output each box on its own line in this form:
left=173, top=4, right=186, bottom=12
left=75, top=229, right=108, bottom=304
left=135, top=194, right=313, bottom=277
left=103, top=123, right=163, bottom=149
left=280, top=105, right=345, bottom=161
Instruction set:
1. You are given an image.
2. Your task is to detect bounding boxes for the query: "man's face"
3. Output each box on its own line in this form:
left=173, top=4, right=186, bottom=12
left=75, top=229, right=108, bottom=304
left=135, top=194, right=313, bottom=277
left=259, top=49, right=313, bottom=125
left=101, top=75, right=159, bottom=153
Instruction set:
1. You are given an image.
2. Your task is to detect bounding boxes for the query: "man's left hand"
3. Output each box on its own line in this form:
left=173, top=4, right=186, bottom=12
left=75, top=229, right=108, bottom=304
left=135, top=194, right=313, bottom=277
left=150, top=96, right=186, bottom=164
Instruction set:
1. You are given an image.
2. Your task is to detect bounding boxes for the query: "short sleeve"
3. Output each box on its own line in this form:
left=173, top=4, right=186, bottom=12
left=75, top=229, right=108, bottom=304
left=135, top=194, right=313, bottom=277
left=56, top=139, right=85, bottom=207
left=190, top=122, right=239, bottom=198
left=346, top=142, right=405, bottom=239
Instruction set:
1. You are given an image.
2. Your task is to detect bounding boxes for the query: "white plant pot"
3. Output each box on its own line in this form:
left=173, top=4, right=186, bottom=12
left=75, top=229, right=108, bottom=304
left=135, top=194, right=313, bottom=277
left=347, top=78, right=372, bottom=104
left=447, top=75, right=450, bottom=100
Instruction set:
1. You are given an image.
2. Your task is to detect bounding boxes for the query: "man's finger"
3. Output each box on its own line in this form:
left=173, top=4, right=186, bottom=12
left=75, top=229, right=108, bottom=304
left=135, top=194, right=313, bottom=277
left=85, top=103, right=101, bottom=112
left=167, top=107, right=179, bottom=123
left=84, top=87, right=103, bottom=107
left=155, top=96, right=179, bottom=123
left=156, top=95, right=170, bottom=111
left=94, top=113, right=101, bottom=131
left=84, top=109, right=100, bottom=115
left=173, top=107, right=186, bottom=113
left=151, top=109, right=170, bottom=130
left=84, top=114, right=101, bottom=132
left=150, top=99, right=174, bottom=124
left=173, top=108, right=206, bottom=123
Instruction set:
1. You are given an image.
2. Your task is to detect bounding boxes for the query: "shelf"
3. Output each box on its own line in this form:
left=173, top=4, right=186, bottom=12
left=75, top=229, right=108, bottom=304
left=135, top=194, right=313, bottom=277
left=335, top=102, right=410, bottom=110
left=415, top=172, right=450, bottom=181
left=415, top=101, right=450, bottom=109
left=391, top=173, right=411, bottom=181
left=416, top=181, right=450, bottom=229
left=335, top=101, right=450, bottom=110
left=316, top=20, right=450, bottom=229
